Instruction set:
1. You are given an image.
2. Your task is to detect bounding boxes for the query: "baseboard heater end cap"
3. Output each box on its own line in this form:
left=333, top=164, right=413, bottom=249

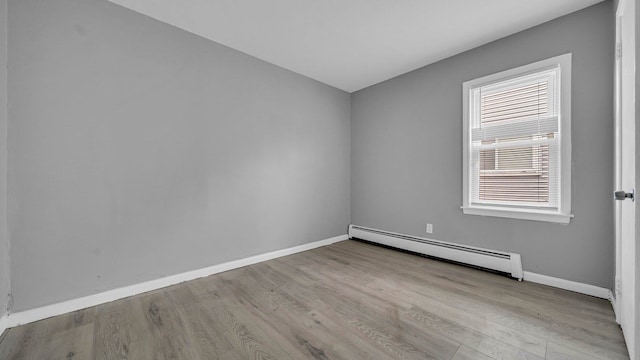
left=509, top=253, right=523, bottom=281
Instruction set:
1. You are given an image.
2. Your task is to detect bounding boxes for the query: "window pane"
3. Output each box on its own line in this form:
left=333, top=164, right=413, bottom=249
left=481, top=81, right=550, bottom=124
left=471, top=71, right=558, bottom=207
left=478, top=142, right=550, bottom=204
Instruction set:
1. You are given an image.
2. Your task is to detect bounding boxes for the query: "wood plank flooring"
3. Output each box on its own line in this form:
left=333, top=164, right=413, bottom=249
left=0, top=240, right=629, bottom=359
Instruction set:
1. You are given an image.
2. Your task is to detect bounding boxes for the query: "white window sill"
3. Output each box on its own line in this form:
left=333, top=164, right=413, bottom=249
left=461, top=206, right=573, bottom=224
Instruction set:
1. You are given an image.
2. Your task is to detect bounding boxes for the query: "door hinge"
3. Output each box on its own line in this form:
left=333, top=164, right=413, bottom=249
left=616, top=42, right=622, bottom=60
left=615, top=276, right=622, bottom=294
left=6, top=292, right=13, bottom=312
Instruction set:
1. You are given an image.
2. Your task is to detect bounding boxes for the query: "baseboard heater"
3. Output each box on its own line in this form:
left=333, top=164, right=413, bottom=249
left=348, top=225, right=523, bottom=280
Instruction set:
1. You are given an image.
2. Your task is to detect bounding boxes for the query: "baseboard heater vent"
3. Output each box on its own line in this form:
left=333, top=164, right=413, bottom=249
left=348, top=225, right=523, bottom=280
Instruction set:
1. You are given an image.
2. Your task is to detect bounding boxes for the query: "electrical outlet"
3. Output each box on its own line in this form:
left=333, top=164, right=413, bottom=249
left=426, top=223, right=433, bottom=234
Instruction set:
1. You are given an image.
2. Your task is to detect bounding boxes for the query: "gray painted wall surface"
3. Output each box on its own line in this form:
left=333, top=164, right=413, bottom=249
left=0, top=0, right=8, bottom=317
left=351, top=2, right=614, bottom=288
left=8, top=0, right=350, bottom=311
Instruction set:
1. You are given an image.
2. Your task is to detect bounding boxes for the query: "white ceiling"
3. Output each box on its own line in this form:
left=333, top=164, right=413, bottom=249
left=108, top=0, right=603, bottom=93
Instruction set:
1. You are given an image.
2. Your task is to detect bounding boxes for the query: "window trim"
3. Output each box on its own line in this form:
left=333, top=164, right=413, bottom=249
left=461, top=54, right=572, bottom=224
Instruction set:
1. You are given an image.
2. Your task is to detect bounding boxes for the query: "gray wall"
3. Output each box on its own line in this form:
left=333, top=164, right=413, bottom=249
left=351, top=2, right=614, bottom=288
left=0, top=0, right=8, bottom=317
left=8, top=0, right=351, bottom=311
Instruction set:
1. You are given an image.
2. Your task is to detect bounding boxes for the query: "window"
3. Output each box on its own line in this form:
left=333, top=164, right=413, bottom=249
left=462, top=54, right=572, bottom=223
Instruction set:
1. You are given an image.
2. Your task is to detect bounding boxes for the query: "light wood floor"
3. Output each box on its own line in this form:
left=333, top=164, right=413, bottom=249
left=0, top=240, right=629, bottom=360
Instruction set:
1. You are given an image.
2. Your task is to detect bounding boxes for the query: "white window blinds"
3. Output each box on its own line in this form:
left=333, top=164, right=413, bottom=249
left=469, top=68, right=560, bottom=209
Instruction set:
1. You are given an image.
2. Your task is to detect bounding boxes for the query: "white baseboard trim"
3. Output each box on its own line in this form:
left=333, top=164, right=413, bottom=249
left=523, top=271, right=610, bottom=299
left=5, top=234, right=348, bottom=328
left=0, top=313, right=8, bottom=338
left=609, top=290, right=620, bottom=324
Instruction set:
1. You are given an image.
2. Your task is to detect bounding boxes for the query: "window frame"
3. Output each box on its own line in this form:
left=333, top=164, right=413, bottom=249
left=461, top=54, right=573, bottom=224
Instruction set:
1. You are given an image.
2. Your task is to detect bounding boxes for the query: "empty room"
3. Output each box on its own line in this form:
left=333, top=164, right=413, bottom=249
left=0, top=0, right=638, bottom=359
